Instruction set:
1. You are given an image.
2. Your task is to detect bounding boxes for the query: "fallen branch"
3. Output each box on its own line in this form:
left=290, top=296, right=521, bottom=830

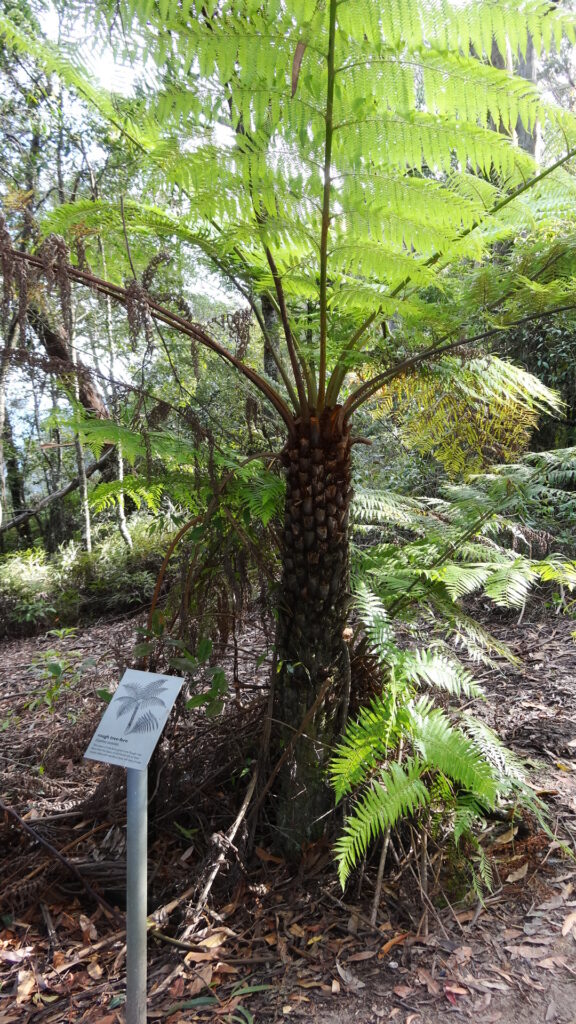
left=181, top=767, right=259, bottom=940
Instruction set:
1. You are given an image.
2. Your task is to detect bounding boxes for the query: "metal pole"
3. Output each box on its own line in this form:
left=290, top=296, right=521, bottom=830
left=126, top=767, right=148, bottom=1024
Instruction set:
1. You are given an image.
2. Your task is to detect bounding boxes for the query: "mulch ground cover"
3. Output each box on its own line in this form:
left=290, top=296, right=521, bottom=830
left=1, top=606, right=576, bottom=1024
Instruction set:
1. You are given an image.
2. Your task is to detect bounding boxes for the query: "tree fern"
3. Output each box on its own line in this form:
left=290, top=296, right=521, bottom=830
left=3, top=0, right=576, bottom=855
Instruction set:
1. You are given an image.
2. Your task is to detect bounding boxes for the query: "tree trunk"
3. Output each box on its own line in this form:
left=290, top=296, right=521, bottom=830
left=272, top=407, right=352, bottom=854
left=3, top=414, right=32, bottom=543
left=26, top=306, right=109, bottom=420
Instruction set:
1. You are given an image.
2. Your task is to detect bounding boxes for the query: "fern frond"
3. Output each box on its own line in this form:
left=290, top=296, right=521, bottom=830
left=482, top=558, right=538, bottom=608
left=330, top=687, right=412, bottom=801
left=353, top=582, right=395, bottom=662
left=461, top=714, right=526, bottom=784
left=353, top=489, right=429, bottom=530
left=90, top=478, right=165, bottom=514
left=333, top=758, right=429, bottom=887
left=406, top=649, right=484, bottom=698
left=453, top=794, right=488, bottom=846
left=409, top=700, right=498, bottom=806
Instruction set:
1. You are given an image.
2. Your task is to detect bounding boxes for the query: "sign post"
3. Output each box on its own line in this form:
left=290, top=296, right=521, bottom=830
left=85, top=669, right=184, bottom=1024
left=126, top=766, right=148, bottom=1024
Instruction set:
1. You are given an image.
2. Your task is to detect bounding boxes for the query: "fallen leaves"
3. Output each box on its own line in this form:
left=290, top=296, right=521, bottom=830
left=378, top=932, right=410, bottom=958
left=335, top=959, right=366, bottom=993
left=506, top=943, right=553, bottom=960
left=78, top=914, right=98, bottom=944
left=86, top=959, right=103, bottom=980
left=506, top=862, right=529, bottom=883
left=346, top=949, right=378, bottom=962
left=16, top=969, right=36, bottom=1005
left=186, top=963, right=213, bottom=997
left=492, top=825, right=518, bottom=847
left=561, top=910, right=576, bottom=937
left=196, top=928, right=234, bottom=950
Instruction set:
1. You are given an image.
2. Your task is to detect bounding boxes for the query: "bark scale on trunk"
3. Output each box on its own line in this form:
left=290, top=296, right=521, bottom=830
left=272, top=407, right=352, bottom=853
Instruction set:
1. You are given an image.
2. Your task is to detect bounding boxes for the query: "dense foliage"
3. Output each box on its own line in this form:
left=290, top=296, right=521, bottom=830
left=2, top=0, right=576, bottom=866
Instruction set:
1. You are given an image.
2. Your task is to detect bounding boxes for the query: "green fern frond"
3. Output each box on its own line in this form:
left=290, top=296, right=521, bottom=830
left=330, top=687, right=412, bottom=801
left=353, top=489, right=429, bottom=530
left=333, top=758, right=429, bottom=887
left=453, top=794, right=488, bottom=846
left=353, top=582, right=395, bottom=662
left=231, top=469, right=284, bottom=527
left=461, top=714, right=526, bottom=784
left=469, top=840, right=494, bottom=900
left=409, top=700, right=498, bottom=806
left=482, top=558, right=538, bottom=608
left=429, top=562, right=491, bottom=600
left=90, top=478, right=166, bottom=514
left=534, top=557, right=576, bottom=589
left=406, top=649, right=484, bottom=698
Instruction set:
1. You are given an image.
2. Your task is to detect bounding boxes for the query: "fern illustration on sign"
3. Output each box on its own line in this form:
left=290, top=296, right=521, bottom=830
left=115, top=677, right=169, bottom=735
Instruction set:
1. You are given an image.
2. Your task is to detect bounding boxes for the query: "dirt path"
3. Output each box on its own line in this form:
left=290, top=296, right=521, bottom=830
left=0, top=609, right=575, bottom=1023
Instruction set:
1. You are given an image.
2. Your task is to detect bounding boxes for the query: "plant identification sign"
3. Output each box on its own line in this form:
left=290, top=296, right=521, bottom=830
left=85, top=670, right=184, bottom=770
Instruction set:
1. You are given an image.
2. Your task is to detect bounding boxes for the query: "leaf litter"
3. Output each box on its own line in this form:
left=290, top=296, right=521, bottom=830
left=1, top=609, right=576, bottom=1022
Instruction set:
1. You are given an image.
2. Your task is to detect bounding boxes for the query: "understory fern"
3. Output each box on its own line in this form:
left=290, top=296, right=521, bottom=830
left=334, top=758, right=430, bottom=888
left=332, top=450, right=576, bottom=890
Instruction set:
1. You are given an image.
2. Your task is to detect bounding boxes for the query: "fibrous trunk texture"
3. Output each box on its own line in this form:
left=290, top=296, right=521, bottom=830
left=272, top=407, right=352, bottom=854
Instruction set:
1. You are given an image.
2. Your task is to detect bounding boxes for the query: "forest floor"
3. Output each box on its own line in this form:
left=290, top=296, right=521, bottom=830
left=1, top=606, right=576, bottom=1024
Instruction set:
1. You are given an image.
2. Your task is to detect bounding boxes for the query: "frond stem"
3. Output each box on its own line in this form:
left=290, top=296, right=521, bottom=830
left=317, top=0, right=337, bottom=410
left=343, top=301, right=576, bottom=416
left=264, top=245, right=309, bottom=416
left=325, top=310, right=378, bottom=405
left=10, top=246, right=296, bottom=431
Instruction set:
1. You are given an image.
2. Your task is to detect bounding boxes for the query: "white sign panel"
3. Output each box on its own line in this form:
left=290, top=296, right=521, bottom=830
left=85, top=669, right=185, bottom=771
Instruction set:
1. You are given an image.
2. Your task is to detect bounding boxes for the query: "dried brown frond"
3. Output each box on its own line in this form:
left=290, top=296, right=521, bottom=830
left=37, top=234, right=72, bottom=337
left=211, top=308, right=252, bottom=359
left=0, top=212, right=14, bottom=326
left=125, top=279, right=151, bottom=346
left=142, top=251, right=172, bottom=290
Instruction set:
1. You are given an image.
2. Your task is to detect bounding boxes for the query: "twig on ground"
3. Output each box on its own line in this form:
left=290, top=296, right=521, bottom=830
left=2, top=821, right=110, bottom=891
left=322, top=891, right=386, bottom=937
left=419, top=824, right=429, bottom=938
left=181, top=767, right=259, bottom=940
left=40, top=901, right=59, bottom=954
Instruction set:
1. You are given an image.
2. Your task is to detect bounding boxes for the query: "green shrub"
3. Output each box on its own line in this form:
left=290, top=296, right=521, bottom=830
left=0, top=515, right=176, bottom=637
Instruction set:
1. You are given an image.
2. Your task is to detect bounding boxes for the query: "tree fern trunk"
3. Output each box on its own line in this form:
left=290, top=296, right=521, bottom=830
left=272, top=407, right=352, bottom=854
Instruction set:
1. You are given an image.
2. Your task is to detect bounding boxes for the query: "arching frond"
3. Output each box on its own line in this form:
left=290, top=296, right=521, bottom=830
left=5, top=0, right=576, bottom=411
left=330, top=688, right=413, bottom=801
left=406, top=649, right=484, bottom=698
